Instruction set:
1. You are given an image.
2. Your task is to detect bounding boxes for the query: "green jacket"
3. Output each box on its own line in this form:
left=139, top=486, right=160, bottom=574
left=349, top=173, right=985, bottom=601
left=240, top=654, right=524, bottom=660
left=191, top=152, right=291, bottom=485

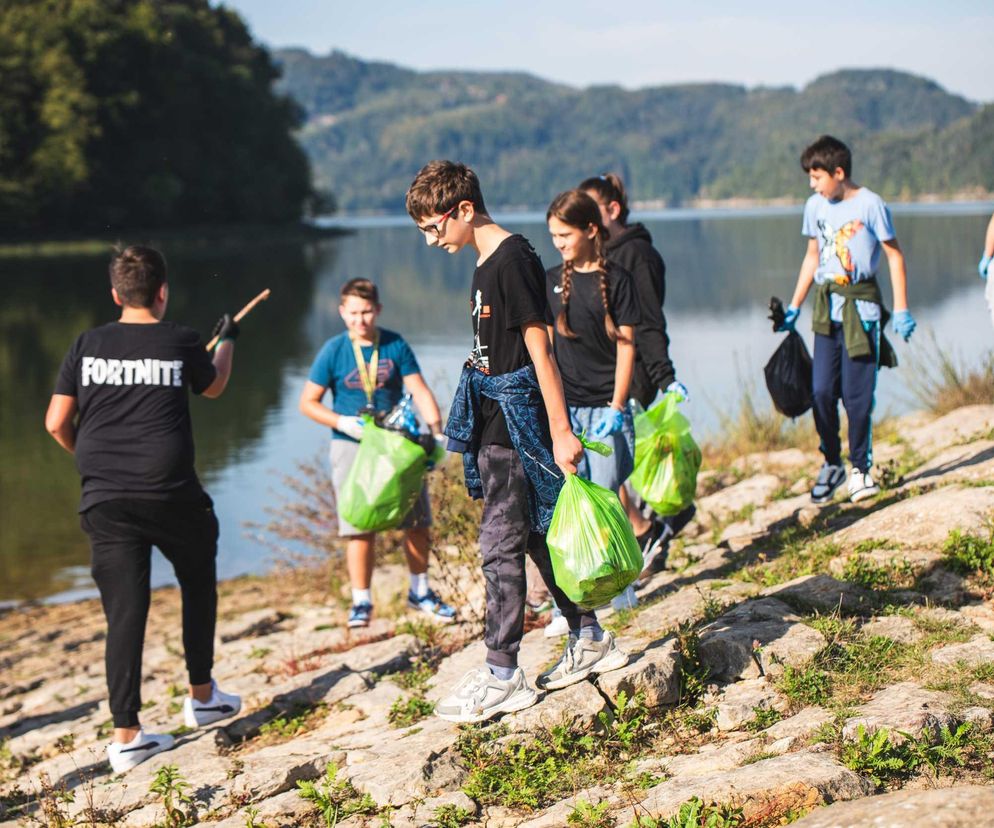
left=811, top=279, right=897, bottom=368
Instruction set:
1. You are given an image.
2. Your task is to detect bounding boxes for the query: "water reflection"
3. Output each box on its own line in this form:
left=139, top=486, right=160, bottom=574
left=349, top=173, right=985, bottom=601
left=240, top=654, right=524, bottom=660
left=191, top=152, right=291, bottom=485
left=2, top=205, right=990, bottom=600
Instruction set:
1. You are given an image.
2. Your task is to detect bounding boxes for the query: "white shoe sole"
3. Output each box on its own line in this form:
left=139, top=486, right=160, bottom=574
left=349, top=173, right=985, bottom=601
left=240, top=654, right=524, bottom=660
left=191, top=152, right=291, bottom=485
left=849, top=486, right=880, bottom=503
left=544, top=621, right=570, bottom=638
left=435, top=687, right=537, bottom=724
left=539, top=648, right=630, bottom=691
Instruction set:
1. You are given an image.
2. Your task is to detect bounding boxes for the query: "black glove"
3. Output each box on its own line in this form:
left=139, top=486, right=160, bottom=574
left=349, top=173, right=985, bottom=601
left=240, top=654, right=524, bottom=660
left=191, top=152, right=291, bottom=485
left=211, top=313, right=240, bottom=343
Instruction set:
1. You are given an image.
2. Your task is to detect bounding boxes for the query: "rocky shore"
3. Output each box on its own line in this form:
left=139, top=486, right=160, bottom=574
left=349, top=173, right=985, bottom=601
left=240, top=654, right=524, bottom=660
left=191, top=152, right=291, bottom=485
left=4, top=405, right=994, bottom=827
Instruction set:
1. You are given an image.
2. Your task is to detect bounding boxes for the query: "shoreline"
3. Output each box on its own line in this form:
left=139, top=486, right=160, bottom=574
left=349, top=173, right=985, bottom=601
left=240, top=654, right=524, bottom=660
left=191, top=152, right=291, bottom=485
left=0, top=221, right=348, bottom=259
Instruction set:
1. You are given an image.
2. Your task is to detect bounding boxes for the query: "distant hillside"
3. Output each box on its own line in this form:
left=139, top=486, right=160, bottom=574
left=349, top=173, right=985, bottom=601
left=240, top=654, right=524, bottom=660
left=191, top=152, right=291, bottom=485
left=274, top=49, right=993, bottom=212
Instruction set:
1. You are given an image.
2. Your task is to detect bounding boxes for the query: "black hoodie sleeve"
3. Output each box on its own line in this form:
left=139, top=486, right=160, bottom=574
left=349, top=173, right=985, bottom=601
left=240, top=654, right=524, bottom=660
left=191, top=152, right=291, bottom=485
left=630, top=253, right=676, bottom=390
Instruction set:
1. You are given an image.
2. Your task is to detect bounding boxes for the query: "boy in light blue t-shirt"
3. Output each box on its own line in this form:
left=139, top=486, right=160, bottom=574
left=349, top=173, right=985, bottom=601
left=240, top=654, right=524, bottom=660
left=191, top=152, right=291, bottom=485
left=777, top=135, right=916, bottom=504
left=299, top=278, right=455, bottom=628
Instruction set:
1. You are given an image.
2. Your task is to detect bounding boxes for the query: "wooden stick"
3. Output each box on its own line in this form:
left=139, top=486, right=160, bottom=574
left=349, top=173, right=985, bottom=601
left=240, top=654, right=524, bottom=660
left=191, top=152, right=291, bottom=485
left=205, top=288, right=271, bottom=351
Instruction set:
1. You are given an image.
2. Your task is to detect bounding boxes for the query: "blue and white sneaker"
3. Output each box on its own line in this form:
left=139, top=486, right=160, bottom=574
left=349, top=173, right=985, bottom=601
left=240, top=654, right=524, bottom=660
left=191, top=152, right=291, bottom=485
left=348, top=602, right=373, bottom=628
left=407, top=589, right=456, bottom=624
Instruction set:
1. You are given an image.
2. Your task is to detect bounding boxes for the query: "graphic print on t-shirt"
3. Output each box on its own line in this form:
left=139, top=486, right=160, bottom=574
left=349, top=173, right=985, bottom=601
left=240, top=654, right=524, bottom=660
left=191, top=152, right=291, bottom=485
left=80, top=356, right=184, bottom=387
left=816, top=219, right=864, bottom=283
left=470, top=288, right=491, bottom=373
left=341, top=359, right=395, bottom=391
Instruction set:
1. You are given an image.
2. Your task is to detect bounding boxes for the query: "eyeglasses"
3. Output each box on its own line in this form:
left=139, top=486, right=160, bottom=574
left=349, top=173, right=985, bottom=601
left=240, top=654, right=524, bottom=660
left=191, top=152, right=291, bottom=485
left=418, top=204, right=459, bottom=238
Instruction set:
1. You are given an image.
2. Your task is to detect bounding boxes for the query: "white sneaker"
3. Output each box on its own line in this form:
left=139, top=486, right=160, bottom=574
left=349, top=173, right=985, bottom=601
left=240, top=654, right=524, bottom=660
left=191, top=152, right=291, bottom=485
left=107, top=729, right=175, bottom=774
left=611, top=584, right=638, bottom=611
left=543, top=609, right=570, bottom=638
left=537, top=631, right=629, bottom=691
left=848, top=468, right=880, bottom=503
left=183, top=680, right=242, bottom=728
left=435, top=666, right=537, bottom=723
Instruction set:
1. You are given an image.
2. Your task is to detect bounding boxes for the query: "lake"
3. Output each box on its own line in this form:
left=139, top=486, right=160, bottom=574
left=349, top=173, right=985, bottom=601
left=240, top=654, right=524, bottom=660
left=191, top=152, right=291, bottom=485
left=2, top=203, right=992, bottom=602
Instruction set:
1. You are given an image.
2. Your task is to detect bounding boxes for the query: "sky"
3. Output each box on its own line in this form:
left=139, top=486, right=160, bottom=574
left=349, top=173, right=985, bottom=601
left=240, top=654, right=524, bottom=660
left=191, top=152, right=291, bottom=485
left=220, top=0, right=994, bottom=103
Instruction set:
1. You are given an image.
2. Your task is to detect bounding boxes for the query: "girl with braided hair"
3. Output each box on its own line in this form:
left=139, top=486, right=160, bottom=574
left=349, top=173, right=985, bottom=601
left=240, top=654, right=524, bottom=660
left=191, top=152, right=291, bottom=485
left=544, top=189, right=642, bottom=616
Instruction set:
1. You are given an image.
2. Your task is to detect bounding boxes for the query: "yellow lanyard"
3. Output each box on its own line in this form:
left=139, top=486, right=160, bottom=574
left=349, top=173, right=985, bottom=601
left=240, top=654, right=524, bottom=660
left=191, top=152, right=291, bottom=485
left=350, top=332, right=379, bottom=404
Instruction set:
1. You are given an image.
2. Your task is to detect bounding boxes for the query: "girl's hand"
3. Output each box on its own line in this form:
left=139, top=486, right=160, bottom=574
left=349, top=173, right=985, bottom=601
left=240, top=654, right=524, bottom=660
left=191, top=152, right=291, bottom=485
left=590, top=407, right=624, bottom=440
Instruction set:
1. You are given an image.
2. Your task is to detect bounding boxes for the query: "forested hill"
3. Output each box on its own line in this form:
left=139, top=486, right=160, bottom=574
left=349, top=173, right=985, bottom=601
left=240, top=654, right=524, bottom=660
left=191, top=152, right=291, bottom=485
left=274, top=48, right=994, bottom=213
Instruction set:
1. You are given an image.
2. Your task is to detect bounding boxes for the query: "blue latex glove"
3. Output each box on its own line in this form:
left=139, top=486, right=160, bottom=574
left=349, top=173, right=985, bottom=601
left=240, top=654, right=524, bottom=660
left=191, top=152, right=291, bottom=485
left=777, top=305, right=800, bottom=333
left=666, top=380, right=690, bottom=403
left=980, top=255, right=992, bottom=280
left=590, top=407, right=624, bottom=440
left=892, top=309, right=916, bottom=342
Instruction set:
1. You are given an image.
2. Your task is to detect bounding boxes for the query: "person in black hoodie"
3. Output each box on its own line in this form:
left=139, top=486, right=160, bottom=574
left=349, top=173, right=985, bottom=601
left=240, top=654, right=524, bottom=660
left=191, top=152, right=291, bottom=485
left=579, top=173, right=696, bottom=573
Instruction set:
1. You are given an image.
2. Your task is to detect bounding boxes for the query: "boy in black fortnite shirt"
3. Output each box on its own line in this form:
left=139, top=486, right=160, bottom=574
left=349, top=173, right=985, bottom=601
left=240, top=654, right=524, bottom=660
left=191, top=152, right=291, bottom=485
left=406, top=161, right=627, bottom=723
left=46, top=246, right=242, bottom=774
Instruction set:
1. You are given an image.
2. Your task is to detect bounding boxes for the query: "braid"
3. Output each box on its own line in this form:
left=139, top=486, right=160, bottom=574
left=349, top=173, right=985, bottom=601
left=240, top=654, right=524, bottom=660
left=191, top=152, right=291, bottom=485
left=556, top=261, right=578, bottom=339
left=593, top=233, right=620, bottom=343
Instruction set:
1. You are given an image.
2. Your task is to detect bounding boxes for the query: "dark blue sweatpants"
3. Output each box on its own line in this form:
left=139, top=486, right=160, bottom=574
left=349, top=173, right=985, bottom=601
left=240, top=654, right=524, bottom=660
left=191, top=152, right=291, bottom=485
left=812, top=322, right=878, bottom=472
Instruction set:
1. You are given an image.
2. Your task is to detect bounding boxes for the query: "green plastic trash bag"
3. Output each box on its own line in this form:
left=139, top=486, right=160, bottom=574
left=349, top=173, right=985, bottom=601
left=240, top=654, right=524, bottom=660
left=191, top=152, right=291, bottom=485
left=630, top=392, right=701, bottom=516
left=547, top=473, right=642, bottom=610
left=338, top=419, right=433, bottom=532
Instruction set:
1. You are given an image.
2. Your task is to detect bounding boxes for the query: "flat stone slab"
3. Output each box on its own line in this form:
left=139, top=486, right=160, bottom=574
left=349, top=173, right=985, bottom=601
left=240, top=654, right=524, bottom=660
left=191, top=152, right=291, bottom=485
left=842, top=682, right=956, bottom=741
left=902, top=406, right=994, bottom=457
left=596, top=637, right=681, bottom=708
left=764, top=706, right=835, bottom=741
left=715, top=677, right=785, bottom=732
left=832, top=485, right=994, bottom=550
left=504, top=678, right=607, bottom=733
left=721, top=493, right=812, bottom=542
left=791, top=783, right=994, bottom=828
left=766, top=574, right=874, bottom=615
left=860, top=616, right=923, bottom=645
left=931, top=634, right=994, bottom=668
left=906, top=440, right=994, bottom=487
left=696, top=474, right=784, bottom=526
left=699, top=598, right=827, bottom=682
left=638, top=751, right=871, bottom=820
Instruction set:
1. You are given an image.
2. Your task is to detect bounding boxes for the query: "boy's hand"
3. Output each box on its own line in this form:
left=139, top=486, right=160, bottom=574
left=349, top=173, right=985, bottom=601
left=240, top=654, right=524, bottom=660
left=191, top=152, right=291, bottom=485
left=336, top=416, right=365, bottom=441
left=552, top=430, right=583, bottom=475
left=980, top=255, right=992, bottom=280
left=666, top=380, right=690, bottom=402
left=892, top=309, right=916, bottom=342
left=211, top=313, right=240, bottom=343
left=776, top=305, right=800, bottom=333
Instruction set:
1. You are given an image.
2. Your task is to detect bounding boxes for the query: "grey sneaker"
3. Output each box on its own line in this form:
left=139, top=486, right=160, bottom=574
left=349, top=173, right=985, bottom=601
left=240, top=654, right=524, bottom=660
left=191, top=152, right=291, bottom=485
left=435, top=666, right=537, bottom=723
left=537, top=631, right=629, bottom=691
left=811, top=463, right=846, bottom=504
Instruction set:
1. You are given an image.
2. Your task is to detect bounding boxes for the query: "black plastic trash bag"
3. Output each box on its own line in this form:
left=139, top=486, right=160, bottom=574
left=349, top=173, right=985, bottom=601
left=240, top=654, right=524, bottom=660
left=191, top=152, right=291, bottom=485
left=764, top=297, right=813, bottom=418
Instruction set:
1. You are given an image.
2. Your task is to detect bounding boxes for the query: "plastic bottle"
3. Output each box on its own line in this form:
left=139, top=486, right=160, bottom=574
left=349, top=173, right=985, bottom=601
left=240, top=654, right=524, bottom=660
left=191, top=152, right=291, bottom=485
left=383, top=392, right=418, bottom=435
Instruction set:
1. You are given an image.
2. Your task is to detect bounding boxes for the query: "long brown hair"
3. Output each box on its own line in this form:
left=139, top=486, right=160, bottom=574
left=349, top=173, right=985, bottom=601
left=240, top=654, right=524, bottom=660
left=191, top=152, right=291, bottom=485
left=546, top=189, right=619, bottom=342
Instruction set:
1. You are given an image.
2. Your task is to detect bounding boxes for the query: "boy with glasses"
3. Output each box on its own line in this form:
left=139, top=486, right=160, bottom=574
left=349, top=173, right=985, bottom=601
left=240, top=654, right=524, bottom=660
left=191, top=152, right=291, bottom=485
left=406, top=160, right=627, bottom=723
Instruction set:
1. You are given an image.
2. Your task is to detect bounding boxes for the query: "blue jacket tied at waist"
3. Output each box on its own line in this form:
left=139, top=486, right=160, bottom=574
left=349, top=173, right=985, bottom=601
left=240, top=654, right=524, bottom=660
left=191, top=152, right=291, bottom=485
left=444, top=363, right=564, bottom=532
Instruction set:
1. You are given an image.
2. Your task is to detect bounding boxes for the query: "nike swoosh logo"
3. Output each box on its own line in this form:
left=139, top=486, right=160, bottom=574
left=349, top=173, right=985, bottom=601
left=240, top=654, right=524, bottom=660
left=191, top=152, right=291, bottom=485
left=553, top=285, right=563, bottom=293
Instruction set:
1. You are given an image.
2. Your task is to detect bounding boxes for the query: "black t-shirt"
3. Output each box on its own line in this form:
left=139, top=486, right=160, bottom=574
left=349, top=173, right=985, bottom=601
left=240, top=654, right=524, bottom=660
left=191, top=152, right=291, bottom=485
left=54, top=321, right=217, bottom=512
left=468, top=234, right=549, bottom=447
left=545, top=261, right=640, bottom=407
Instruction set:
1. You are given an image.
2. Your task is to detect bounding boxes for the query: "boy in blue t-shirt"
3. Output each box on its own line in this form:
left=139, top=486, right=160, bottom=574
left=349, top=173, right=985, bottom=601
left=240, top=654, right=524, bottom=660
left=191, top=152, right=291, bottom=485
left=299, top=278, right=455, bottom=628
left=777, top=135, right=916, bottom=504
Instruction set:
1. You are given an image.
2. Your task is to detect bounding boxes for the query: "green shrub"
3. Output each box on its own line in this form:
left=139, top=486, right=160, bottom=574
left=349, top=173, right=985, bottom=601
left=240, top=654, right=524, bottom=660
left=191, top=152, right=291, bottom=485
left=777, top=663, right=830, bottom=706
left=388, top=696, right=435, bottom=728
left=942, top=529, right=994, bottom=576
left=296, top=763, right=377, bottom=826
left=568, top=799, right=614, bottom=827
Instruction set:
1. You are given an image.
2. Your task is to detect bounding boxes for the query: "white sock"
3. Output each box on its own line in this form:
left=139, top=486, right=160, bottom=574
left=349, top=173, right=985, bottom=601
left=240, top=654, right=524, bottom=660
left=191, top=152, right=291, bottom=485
left=352, top=588, right=372, bottom=606
left=410, top=572, right=429, bottom=598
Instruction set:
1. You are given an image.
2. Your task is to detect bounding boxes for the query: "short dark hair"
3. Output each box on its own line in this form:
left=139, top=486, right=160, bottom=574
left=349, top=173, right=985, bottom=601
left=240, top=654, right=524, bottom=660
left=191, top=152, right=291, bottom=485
left=340, top=277, right=379, bottom=304
left=405, top=160, right=488, bottom=221
left=801, top=135, right=852, bottom=178
left=109, top=245, right=166, bottom=308
left=579, top=172, right=630, bottom=224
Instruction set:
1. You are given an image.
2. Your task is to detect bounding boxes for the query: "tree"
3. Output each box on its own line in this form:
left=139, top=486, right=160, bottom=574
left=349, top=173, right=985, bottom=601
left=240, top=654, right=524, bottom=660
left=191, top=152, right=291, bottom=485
left=0, top=0, right=313, bottom=231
